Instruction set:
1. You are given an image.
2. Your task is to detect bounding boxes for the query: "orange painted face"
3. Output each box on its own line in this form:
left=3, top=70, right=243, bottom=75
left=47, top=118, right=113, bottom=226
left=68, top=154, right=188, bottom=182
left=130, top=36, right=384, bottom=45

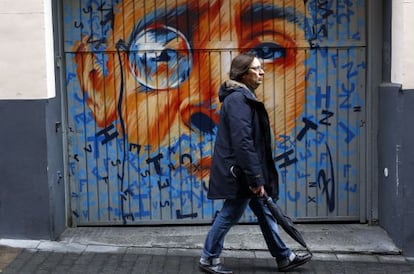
left=73, top=0, right=307, bottom=178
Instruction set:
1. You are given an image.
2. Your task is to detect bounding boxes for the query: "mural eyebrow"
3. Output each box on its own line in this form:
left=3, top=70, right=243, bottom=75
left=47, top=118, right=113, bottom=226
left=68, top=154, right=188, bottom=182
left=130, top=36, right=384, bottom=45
left=240, top=3, right=305, bottom=30
left=128, top=4, right=194, bottom=46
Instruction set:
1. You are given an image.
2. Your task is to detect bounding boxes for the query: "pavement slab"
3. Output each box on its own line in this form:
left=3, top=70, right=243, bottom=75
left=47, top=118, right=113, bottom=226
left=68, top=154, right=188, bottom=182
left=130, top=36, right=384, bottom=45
left=0, top=250, right=413, bottom=274
left=1, top=223, right=413, bottom=273
left=0, top=246, right=22, bottom=273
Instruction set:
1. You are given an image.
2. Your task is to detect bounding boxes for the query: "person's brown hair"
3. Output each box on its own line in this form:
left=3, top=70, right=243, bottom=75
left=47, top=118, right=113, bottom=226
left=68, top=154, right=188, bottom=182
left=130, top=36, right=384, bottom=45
left=229, top=52, right=256, bottom=82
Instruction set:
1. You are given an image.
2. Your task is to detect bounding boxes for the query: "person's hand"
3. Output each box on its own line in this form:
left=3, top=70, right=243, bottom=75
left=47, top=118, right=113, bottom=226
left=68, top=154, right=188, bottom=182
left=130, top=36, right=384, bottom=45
left=249, top=185, right=265, bottom=197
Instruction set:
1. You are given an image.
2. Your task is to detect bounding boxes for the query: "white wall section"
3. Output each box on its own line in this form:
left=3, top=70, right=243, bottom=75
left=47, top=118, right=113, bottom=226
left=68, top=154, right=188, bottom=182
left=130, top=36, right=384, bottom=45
left=392, top=0, right=414, bottom=89
left=0, top=0, right=55, bottom=99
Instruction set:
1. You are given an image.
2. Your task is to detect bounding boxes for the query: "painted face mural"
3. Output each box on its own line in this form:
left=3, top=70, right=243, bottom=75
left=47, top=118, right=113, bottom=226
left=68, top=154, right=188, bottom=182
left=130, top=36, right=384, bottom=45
left=65, top=0, right=366, bottom=224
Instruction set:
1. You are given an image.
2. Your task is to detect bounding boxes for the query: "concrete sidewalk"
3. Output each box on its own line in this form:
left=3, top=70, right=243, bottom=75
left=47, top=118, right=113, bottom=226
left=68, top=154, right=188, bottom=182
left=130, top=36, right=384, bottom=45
left=0, top=224, right=404, bottom=257
left=1, top=223, right=414, bottom=273
left=52, top=224, right=402, bottom=255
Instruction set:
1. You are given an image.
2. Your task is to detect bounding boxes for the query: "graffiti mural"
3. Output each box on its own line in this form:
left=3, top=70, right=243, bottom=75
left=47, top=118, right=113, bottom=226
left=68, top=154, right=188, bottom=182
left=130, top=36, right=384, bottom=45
left=63, top=0, right=366, bottom=225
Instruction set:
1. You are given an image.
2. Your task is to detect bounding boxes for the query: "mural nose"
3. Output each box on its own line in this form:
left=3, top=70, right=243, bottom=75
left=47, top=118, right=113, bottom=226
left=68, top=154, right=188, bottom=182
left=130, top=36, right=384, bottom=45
left=179, top=101, right=219, bottom=134
left=190, top=112, right=216, bottom=134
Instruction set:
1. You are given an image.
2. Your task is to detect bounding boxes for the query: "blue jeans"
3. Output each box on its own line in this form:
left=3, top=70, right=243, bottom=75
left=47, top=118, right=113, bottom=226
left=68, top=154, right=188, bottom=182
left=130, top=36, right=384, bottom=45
left=201, top=197, right=292, bottom=262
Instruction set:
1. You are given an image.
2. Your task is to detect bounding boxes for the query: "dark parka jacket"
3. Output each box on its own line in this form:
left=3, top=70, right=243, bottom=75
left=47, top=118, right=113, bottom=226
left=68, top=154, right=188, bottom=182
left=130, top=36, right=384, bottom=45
left=208, top=80, right=279, bottom=200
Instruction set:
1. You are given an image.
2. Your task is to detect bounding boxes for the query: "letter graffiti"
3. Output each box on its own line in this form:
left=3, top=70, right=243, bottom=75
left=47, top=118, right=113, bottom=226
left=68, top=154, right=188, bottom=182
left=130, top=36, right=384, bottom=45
left=64, top=0, right=365, bottom=224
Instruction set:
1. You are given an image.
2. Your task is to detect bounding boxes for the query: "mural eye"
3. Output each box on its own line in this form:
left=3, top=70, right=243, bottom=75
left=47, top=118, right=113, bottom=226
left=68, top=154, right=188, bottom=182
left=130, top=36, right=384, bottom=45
left=128, top=25, right=192, bottom=90
left=250, top=42, right=286, bottom=62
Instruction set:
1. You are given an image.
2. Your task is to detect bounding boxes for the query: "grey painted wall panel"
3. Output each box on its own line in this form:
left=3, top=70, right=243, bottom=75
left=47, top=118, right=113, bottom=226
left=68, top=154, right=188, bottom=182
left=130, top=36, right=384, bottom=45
left=400, top=89, right=414, bottom=256
left=0, top=101, right=50, bottom=238
left=0, top=99, right=65, bottom=240
left=378, top=84, right=414, bottom=256
left=45, top=98, right=66, bottom=239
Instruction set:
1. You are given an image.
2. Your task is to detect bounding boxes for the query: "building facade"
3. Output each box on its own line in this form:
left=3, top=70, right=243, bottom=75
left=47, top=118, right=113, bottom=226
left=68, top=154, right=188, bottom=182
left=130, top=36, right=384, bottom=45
left=0, top=0, right=412, bottom=256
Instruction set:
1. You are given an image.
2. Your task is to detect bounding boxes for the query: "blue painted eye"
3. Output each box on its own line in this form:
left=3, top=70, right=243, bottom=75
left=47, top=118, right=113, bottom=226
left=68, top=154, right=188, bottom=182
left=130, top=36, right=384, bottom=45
left=250, top=42, right=285, bottom=61
left=128, top=25, right=192, bottom=90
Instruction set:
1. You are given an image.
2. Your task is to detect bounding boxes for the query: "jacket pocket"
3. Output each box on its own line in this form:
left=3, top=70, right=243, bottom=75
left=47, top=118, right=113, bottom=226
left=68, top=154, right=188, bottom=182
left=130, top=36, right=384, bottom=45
left=230, top=165, right=244, bottom=179
left=230, top=165, right=237, bottom=178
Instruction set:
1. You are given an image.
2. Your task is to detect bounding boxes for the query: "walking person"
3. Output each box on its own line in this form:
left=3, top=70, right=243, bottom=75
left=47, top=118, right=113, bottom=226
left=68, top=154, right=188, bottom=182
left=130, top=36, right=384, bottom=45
left=199, top=53, right=312, bottom=274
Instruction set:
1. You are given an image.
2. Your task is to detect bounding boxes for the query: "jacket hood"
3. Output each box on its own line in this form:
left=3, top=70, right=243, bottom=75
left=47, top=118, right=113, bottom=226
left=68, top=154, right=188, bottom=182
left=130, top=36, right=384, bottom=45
left=218, top=80, right=256, bottom=102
